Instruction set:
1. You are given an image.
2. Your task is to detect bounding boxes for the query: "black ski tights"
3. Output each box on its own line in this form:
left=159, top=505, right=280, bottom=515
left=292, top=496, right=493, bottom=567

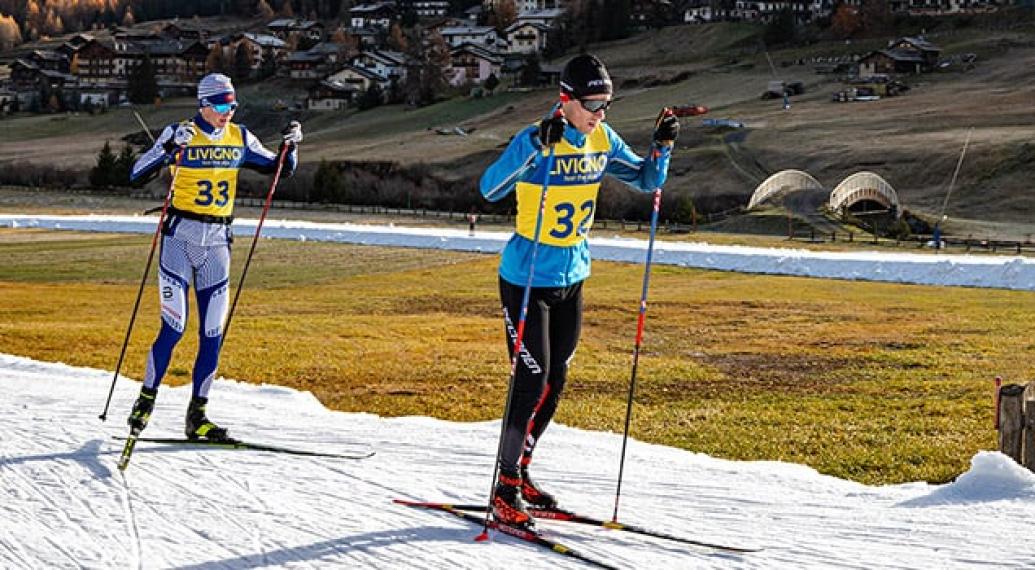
left=497, top=277, right=583, bottom=476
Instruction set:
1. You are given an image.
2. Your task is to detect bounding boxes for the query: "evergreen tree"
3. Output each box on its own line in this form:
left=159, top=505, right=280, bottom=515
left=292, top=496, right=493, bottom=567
left=601, top=0, right=631, bottom=41
left=484, top=72, right=499, bottom=94
left=89, top=141, right=118, bottom=188
left=37, top=76, right=53, bottom=113
left=312, top=159, right=344, bottom=203
left=114, top=144, right=136, bottom=187
left=399, top=6, right=419, bottom=28
left=520, top=53, right=541, bottom=87
left=258, top=52, right=277, bottom=80
left=764, top=8, right=797, bottom=47
left=356, top=82, right=384, bottom=110
left=672, top=193, right=697, bottom=225
left=127, top=54, right=159, bottom=105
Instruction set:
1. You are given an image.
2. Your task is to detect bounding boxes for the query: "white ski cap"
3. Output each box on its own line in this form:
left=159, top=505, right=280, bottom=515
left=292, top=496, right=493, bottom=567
left=197, top=73, right=235, bottom=106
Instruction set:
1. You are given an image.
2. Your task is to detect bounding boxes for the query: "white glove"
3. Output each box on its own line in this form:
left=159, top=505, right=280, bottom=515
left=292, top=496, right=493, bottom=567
left=173, top=123, right=196, bottom=147
left=281, top=121, right=303, bottom=145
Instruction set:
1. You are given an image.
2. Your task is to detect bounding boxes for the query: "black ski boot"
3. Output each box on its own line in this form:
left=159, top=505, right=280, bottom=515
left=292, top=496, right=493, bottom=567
left=127, top=386, right=157, bottom=431
left=185, top=396, right=230, bottom=441
left=520, top=465, right=558, bottom=510
left=493, top=472, right=534, bottom=529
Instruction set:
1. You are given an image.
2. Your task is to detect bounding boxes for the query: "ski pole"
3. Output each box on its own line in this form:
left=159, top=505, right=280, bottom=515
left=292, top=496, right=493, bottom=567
left=133, top=110, right=156, bottom=144
left=221, top=143, right=290, bottom=347
left=477, top=140, right=559, bottom=541
left=99, top=141, right=187, bottom=421
left=612, top=187, right=663, bottom=522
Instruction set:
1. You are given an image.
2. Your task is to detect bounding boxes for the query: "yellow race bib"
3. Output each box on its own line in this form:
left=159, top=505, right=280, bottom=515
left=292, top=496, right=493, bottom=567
left=515, top=125, right=611, bottom=247
left=170, top=123, right=246, bottom=217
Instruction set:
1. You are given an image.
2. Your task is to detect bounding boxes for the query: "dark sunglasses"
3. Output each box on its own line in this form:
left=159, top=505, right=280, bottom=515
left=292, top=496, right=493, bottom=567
left=578, top=98, right=612, bottom=113
left=211, top=102, right=238, bottom=114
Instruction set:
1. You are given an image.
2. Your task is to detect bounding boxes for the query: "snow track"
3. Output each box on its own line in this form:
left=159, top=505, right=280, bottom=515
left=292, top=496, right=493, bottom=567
left=5, top=213, right=1035, bottom=291
left=0, top=354, right=1033, bottom=568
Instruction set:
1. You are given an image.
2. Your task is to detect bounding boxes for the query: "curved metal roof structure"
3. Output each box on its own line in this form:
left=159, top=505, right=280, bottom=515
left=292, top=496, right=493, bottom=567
left=828, top=172, right=899, bottom=213
left=747, top=170, right=825, bottom=210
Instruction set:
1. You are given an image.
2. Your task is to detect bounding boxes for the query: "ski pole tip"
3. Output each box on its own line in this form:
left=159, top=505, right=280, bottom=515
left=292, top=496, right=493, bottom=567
left=474, top=531, right=490, bottom=542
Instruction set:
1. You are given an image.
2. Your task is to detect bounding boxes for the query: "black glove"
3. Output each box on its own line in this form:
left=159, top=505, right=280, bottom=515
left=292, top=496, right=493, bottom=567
left=653, top=108, right=679, bottom=146
left=536, top=114, right=566, bottom=147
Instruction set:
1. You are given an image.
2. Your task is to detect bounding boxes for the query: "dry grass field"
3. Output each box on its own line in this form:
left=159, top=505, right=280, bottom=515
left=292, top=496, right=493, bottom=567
left=2, top=226, right=1033, bottom=485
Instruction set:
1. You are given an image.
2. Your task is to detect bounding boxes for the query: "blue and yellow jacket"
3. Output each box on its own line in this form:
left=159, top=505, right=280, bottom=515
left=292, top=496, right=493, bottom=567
left=480, top=120, right=671, bottom=288
left=130, top=114, right=297, bottom=217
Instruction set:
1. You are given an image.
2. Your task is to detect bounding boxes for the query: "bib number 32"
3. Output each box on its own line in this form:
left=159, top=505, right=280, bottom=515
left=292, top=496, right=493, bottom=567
left=549, top=199, right=595, bottom=240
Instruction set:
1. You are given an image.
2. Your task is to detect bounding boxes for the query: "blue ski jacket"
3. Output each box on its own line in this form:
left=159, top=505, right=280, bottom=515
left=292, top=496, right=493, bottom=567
left=480, top=119, right=671, bottom=288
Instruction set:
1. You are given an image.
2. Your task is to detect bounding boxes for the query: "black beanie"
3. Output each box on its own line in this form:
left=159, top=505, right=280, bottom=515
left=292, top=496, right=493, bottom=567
left=560, top=54, right=612, bottom=98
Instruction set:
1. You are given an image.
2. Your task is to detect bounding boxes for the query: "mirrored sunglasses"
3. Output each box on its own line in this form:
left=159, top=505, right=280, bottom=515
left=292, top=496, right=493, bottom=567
left=211, top=102, right=238, bottom=114
left=579, top=98, right=611, bottom=113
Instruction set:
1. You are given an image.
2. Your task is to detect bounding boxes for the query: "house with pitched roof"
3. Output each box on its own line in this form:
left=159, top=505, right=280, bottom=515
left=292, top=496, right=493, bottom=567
left=449, top=42, right=503, bottom=84
left=326, top=64, right=391, bottom=94
left=858, top=36, right=941, bottom=76
left=308, top=78, right=359, bottom=110
left=350, top=3, right=397, bottom=30
left=440, top=26, right=500, bottom=49
left=353, top=50, right=408, bottom=82
left=505, top=21, right=549, bottom=54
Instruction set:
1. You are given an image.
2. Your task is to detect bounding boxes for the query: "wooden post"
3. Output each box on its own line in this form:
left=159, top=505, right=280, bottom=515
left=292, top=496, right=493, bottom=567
left=995, top=376, right=1002, bottom=429
left=1024, top=383, right=1035, bottom=471
left=998, top=384, right=1026, bottom=464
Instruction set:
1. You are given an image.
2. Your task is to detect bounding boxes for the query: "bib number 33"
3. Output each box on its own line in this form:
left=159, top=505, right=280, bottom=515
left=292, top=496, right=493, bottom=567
left=194, top=180, right=230, bottom=207
left=549, top=199, right=595, bottom=240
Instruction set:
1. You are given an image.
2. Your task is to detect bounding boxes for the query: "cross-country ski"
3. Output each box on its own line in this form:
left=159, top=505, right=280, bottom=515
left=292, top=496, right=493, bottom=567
left=394, top=499, right=761, bottom=553
left=112, top=435, right=375, bottom=460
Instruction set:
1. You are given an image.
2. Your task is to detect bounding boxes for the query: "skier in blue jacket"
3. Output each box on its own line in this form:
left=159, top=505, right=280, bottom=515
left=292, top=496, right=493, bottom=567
left=480, top=54, right=679, bottom=528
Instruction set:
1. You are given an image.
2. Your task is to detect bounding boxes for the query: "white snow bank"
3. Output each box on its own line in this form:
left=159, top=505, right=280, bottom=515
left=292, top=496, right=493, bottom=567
left=4, top=213, right=1035, bottom=291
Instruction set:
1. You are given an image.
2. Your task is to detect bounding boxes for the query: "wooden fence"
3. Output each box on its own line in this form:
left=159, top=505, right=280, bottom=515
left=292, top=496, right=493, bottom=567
left=997, top=379, right=1035, bottom=471
left=788, top=228, right=1035, bottom=255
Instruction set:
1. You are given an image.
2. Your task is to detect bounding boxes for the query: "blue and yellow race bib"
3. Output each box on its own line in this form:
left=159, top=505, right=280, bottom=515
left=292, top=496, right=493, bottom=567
left=515, top=125, right=611, bottom=247
left=170, top=123, right=246, bottom=217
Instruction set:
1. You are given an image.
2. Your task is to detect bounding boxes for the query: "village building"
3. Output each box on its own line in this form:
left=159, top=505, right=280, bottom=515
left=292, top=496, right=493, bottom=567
left=409, top=0, right=451, bottom=17
left=229, top=32, right=289, bottom=71
left=350, top=3, right=398, bottom=30
left=307, top=78, right=358, bottom=110
left=504, top=21, right=550, bottom=54
left=353, top=50, right=408, bottom=82
left=440, top=26, right=500, bottom=49
left=267, top=19, right=325, bottom=42
left=449, top=42, right=503, bottom=84
left=325, top=64, right=391, bottom=95
left=858, top=36, right=941, bottom=76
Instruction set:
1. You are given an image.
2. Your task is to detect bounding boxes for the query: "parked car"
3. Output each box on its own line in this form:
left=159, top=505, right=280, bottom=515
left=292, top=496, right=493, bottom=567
left=701, top=118, right=744, bottom=128
left=671, top=104, right=708, bottom=117
left=761, top=80, right=805, bottom=100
